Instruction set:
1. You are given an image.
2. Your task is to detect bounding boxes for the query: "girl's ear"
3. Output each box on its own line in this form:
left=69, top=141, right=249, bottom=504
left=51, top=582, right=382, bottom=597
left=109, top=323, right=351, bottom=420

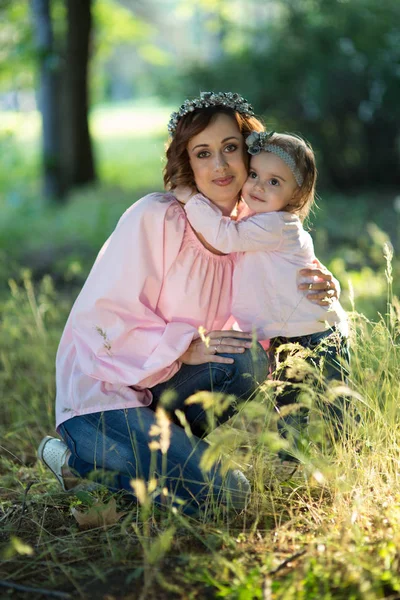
left=288, top=190, right=299, bottom=206
left=284, top=190, right=301, bottom=215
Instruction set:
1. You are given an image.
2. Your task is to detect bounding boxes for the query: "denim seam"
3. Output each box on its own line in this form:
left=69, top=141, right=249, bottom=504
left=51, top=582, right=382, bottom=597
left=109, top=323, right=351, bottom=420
left=163, top=363, right=233, bottom=391
left=75, top=410, right=210, bottom=483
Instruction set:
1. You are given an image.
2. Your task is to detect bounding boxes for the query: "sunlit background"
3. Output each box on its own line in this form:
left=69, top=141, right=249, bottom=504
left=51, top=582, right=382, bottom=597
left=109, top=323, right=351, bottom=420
left=1, top=0, right=400, bottom=315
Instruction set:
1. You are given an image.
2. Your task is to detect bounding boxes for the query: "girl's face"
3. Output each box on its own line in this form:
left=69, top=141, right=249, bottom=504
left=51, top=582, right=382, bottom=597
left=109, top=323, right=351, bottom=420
left=187, top=113, right=248, bottom=216
left=242, top=152, right=299, bottom=214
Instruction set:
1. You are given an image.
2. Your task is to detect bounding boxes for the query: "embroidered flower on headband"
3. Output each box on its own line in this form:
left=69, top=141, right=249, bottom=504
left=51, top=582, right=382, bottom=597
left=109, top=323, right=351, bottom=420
left=245, top=130, right=304, bottom=187
left=246, top=131, right=275, bottom=156
left=168, top=91, right=255, bottom=137
left=246, top=130, right=275, bottom=155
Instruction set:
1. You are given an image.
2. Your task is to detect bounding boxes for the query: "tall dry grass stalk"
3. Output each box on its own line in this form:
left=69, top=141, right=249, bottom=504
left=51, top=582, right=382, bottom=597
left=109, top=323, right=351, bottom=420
left=3, top=259, right=400, bottom=597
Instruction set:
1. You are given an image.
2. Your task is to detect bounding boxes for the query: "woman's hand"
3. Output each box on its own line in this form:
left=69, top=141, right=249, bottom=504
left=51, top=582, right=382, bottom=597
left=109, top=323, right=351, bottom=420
left=180, top=330, right=253, bottom=365
left=298, top=259, right=340, bottom=306
left=173, top=185, right=197, bottom=205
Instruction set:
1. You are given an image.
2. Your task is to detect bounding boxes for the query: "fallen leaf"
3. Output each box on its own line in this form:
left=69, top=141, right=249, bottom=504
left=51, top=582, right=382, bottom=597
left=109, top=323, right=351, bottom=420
left=71, top=497, right=127, bottom=530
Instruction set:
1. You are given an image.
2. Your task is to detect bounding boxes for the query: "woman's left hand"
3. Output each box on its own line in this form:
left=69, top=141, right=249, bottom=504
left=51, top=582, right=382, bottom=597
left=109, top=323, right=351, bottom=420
left=298, top=259, right=339, bottom=306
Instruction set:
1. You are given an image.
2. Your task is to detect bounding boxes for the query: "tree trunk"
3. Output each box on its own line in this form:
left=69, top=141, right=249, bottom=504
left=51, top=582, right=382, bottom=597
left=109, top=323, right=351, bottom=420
left=31, top=0, right=61, bottom=199
left=60, top=0, right=96, bottom=193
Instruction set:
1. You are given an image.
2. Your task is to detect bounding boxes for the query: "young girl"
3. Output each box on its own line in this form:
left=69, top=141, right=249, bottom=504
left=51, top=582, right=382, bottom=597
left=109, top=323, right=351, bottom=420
left=180, top=130, right=350, bottom=460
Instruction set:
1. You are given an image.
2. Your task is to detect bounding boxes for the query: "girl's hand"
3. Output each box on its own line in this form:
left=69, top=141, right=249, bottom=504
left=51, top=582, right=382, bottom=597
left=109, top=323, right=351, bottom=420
left=298, top=259, right=340, bottom=306
left=173, top=185, right=197, bottom=205
left=180, top=330, right=253, bottom=365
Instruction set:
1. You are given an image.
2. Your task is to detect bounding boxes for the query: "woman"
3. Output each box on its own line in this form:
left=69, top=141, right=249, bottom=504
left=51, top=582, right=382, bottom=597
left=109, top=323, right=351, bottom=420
left=38, top=92, right=337, bottom=513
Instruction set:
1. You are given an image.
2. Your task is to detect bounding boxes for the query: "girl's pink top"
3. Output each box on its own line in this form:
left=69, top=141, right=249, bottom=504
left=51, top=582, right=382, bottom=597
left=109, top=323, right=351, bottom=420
left=185, top=195, right=347, bottom=339
left=55, top=193, right=235, bottom=428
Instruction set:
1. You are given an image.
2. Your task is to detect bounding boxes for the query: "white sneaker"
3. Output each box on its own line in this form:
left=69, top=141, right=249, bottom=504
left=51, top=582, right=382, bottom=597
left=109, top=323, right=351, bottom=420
left=38, top=435, right=104, bottom=493
left=37, top=436, right=71, bottom=491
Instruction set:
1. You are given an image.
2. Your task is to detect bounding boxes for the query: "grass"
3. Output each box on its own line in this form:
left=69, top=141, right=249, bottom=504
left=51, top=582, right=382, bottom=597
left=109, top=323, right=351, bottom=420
left=0, top=100, right=170, bottom=194
left=1, top=102, right=400, bottom=598
left=1, top=268, right=400, bottom=598
left=0, top=102, right=170, bottom=290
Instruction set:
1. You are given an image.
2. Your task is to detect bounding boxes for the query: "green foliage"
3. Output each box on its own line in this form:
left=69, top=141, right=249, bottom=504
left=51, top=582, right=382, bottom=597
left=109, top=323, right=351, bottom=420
left=91, top=0, right=159, bottom=102
left=93, top=0, right=153, bottom=55
left=0, top=272, right=67, bottom=435
left=0, top=183, right=149, bottom=287
left=314, top=190, right=400, bottom=317
left=2, top=259, right=400, bottom=597
left=0, top=102, right=169, bottom=287
left=172, top=0, right=400, bottom=189
left=0, top=0, right=34, bottom=91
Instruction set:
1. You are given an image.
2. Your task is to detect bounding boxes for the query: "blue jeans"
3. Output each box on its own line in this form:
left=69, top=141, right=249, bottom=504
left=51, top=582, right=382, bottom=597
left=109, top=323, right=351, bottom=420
left=269, top=328, right=351, bottom=461
left=58, top=344, right=269, bottom=514
left=150, top=342, right=269, bottom=437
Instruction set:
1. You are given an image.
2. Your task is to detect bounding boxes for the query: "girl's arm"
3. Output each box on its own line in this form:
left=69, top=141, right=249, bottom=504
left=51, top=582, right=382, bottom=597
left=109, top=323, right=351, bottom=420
left=184, top=194, right=297, bottom=253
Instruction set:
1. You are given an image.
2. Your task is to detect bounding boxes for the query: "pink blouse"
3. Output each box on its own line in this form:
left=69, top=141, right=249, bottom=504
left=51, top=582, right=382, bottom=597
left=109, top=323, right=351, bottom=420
left=56, top=193, right=235, bottom=428
left=185, top=195, right=347, bottom=339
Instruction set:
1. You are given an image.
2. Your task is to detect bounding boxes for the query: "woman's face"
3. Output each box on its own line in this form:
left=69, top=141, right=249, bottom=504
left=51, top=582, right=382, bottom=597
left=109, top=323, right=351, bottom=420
left=187, top=113, right=248, bottom=216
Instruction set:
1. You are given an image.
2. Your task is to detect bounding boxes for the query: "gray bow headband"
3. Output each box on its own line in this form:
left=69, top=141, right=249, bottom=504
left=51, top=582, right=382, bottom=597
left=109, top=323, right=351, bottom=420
left=245, top=131, right=304, bottom=186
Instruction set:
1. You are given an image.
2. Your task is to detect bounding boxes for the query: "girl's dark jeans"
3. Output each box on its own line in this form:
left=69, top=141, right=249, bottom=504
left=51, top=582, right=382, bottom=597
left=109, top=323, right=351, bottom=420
left=268, top=327, right=351, bottom=462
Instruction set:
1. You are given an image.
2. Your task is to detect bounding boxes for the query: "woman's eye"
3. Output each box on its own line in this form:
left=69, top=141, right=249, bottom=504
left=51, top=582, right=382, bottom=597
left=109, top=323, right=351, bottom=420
left=225, top=143, right=238, bottom=153
left=197, top=151, right=210, bottom=159
left=269, top=178, right=280, bottom=186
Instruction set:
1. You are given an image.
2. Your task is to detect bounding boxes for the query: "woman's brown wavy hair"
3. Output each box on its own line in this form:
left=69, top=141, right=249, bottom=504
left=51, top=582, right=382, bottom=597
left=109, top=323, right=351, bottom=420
left=163, top=106, right=264, bottom=191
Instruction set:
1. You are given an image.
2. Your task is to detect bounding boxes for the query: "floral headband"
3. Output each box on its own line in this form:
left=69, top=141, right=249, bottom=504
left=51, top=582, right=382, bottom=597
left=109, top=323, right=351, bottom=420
left=246, top=131, right=304, bottom=187
left=168, top=91, right=255, bottom=137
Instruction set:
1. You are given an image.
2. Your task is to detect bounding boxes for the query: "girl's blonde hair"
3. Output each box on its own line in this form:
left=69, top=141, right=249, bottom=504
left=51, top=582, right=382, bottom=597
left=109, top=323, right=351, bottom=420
left=260, top=132, right=317, bottom=221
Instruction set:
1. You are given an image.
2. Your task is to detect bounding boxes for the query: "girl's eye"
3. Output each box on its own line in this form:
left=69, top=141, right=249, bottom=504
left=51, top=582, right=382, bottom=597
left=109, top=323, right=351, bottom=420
left=225, top=143, right=238, bottom=153
left=269, top=178, right=280, bottom=186
left=248, top=171, right=257, bottom=179
left=197, top=151, right=210, bottom=159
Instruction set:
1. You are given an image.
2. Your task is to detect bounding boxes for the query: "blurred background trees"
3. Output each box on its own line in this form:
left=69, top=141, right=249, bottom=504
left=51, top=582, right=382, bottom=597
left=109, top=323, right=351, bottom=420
left=2, top=0, right=399, bottom=197
left=0, top=0, right=399, bottom=314
left=31, top=0, right=96, bottom=199
left=162, top=0, right=400, bottom=190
